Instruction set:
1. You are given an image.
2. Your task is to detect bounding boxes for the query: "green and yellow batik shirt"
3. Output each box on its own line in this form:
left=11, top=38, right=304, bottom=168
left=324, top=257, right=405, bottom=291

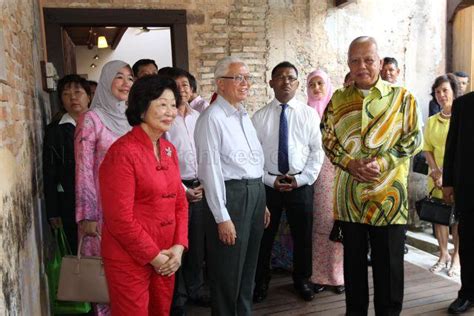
left=321, top=78, right=422, bottom=226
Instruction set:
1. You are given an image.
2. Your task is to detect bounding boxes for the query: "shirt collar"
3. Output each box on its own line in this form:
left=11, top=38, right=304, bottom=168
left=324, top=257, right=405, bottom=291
left=271, top=97, right=298, bottom=109
left=58, top=113, right=76, bottom=126
left=216, top=95, right=247, bottom=117
left=351, top=76, right=391, bottom=99
left=131, top=125, right=171, bottom=169
left=131, top=125, right=155, bottom=150
left=372, top=76, right=391, bottom=97
left=177, top=103, right=199, bottom=118
left=190, top=95, right=203, bottom=107
left=435, top=112, right=450, bottom=123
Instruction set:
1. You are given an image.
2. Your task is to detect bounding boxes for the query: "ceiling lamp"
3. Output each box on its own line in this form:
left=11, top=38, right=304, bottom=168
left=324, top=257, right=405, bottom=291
left=97, top=36, right=108, bottom=48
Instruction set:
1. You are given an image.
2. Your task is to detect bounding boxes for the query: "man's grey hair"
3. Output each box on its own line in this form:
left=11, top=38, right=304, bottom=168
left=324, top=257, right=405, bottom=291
left=214, top=56, right=247, bottom=84
left=348, top=36, right=379, bottom=55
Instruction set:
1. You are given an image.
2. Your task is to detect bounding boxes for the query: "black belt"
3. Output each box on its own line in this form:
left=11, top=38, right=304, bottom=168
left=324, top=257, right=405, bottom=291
left=268, top=172, right=302, bottom=176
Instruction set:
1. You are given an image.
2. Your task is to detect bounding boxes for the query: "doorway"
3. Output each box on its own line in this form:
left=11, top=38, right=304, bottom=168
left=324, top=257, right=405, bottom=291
left=43, top=8, right=189, bottom=77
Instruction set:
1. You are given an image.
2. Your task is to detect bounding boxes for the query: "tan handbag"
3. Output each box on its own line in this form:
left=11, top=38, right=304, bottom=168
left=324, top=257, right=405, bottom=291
left=57, top=234, right=109, bottom=304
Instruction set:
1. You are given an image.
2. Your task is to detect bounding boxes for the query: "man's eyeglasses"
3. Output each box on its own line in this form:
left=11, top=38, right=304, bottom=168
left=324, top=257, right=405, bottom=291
left=273, top=76, right=298, bottom=83
left=220, top=74, right=254, bottom=84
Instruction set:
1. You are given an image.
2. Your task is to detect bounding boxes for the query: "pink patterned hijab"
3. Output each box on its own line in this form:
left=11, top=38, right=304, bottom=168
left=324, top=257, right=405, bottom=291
left=306, top=69, right=334, bottom=118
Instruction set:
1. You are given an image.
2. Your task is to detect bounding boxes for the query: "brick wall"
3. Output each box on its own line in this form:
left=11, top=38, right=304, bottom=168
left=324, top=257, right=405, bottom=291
left=43, top=0, right=272, bottom=113
left=0, top=0, right=50, bottom=314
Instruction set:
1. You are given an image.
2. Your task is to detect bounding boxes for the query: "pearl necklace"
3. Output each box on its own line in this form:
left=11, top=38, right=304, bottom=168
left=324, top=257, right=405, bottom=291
left=440, top=110, right=451, bottom=118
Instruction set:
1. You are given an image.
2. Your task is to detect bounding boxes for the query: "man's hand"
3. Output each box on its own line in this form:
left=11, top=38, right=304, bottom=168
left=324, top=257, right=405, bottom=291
left=186, top=185, right=203, bottom=203
left=49, top=217, right=63, bottom=229
left=347, top=158, right=381, bottom=183
left=264, top=207, right=271, bottom=229
left=156, top=245, right=185, bottom=276
left=217, top=220, right=237, bottom=246
left=442, top=186, right=455, bottom=204
left=285, top=175, right=298, bottom=189
left=274, top=175, right=293, bottom=192
left=79, top=220, right=99, bottom=236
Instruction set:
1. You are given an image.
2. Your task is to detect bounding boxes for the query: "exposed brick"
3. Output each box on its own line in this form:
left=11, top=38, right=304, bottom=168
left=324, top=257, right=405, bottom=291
left=232, top=26, right=254, bottom=32
left=210, top=18, right=226, bottom=24
left=202, top=47, right=226, bottom=54
left=242, top=19, right=265, bottom=26
left=188, top=13, right=205, bottom=25
left=203, top=60, right=218, bottom=67
left=201, top=73, right=214, bottom=79
left=243, top=46, right=266, bottom=52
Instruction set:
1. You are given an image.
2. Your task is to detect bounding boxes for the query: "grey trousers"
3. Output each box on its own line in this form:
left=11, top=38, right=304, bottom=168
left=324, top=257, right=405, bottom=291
left=205, top=178, right=266, bottom=316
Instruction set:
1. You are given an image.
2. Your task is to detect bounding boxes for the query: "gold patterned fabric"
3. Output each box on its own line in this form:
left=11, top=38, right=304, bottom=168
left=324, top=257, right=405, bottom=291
left=321, top=78, right=422, bottom=226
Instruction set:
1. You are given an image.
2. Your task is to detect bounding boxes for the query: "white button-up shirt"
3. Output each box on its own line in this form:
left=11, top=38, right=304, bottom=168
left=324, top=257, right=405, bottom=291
left=166, top=106, right=199, bottom=180
left=194, top=95, right=264, bottom=223
left=252, top=97, right=324, bottom=188
left=190, top=95, right=209, bottom=113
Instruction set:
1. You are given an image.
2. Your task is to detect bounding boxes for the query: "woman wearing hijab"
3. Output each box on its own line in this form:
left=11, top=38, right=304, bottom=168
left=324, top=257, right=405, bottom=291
left=307, top=70, right=344, bottom=294
left=75, top=60, right=133, bottom=316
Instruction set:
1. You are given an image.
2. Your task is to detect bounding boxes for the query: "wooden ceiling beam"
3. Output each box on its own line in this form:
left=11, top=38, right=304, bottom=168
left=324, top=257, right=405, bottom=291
left=111, top=27, right=127, bottom=50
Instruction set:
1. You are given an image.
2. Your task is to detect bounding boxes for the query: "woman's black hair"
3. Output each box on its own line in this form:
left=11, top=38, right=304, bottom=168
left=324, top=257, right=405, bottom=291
left=126, top=75, right=181, bottom=126
left=57, top=75, right=91, bottom=106
left=52, top=75, right=91, bottom=122
left=431, top=73, right=460, bottom=100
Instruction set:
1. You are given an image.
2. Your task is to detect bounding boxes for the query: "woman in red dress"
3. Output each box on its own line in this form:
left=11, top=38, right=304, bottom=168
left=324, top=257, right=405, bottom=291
left=99, top=75, right=188, bottom=315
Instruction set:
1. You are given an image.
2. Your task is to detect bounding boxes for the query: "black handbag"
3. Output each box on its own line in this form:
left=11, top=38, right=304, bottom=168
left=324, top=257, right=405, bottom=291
left=415, top=188, right=455, bottom=226
left=412, top=153, right=429, bottom=175
left=329, top=220, right=343, bottom=243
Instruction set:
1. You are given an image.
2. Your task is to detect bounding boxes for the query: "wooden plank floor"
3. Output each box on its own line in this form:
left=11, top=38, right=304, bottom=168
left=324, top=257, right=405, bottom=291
left=188, top=262, right=474, bottom=315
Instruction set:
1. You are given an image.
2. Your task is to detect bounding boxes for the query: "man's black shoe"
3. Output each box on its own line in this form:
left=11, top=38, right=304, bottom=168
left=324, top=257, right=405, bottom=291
left=253, top=283, right=268, bottom=303
left=448, top=297, right=473, bottom=314
left=294, top=282, right=315, bottom=301
left=404, top=245, right=409, bottom=254
left=312, top=283, right=326, bottom=293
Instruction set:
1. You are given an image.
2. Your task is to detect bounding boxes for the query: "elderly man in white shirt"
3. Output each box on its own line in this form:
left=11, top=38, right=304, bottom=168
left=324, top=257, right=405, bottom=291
left=194, top=56, right=269, bottom=316
left=252, top=61, right=324, bottom=303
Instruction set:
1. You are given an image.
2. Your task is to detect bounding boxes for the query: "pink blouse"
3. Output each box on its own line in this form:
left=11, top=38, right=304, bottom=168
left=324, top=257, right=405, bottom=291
left=75, top=110, right=119, bottom=256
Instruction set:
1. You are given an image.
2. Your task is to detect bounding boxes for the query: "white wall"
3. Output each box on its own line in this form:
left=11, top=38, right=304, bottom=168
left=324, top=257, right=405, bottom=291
left=266, top=0, right=446, bottom=123
left=76, top=27, right=173, bottom=81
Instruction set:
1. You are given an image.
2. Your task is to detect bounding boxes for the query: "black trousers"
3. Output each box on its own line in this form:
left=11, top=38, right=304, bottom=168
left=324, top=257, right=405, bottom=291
left=172, top=198, right=207, bottom=308
left=458, top=210, right=474, bottom=301
left=255, top=184, right=313, bottom=286
left=341, top=222, right=405, bottom=316
left=205, top=179, right=266, bottom=316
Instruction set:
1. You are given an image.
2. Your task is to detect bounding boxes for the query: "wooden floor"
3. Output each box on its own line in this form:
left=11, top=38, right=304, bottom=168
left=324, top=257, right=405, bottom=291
left=188, top=262, right=474, bottom=315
